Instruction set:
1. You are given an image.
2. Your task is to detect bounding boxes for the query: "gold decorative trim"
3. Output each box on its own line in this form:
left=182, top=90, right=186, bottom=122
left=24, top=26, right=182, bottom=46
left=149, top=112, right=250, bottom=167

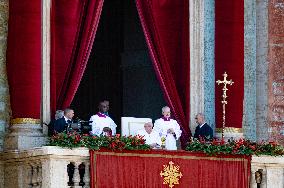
left=94, top=154, right=97, bottom=188
left=93, top=151, right=248, bottom=162
left=11, top=118, right=40, bottom=124
left=215, top=127, right=243, bottom=133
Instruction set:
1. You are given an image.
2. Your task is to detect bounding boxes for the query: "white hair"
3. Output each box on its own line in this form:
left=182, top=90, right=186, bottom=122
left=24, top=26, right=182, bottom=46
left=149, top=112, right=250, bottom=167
left=196, top=113, right=205, bottom=119
left=55, top=110, right=64, bottom=120
left=144, top=122, right=153, bottom=127
left=162, top=106, right=170, bottom=113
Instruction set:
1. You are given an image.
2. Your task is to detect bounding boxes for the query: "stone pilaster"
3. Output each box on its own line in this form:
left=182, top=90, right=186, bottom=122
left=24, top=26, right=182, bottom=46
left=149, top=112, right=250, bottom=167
left=0, top=0, right=10, bottom=151
left=4, top=119, right=47, bottom=150
left=256, top=0, right=269, bottom=141
left=267, top=0, right=284, bottom=144
left=203, top=0, right=216, bottom=134
left=4, top=0, right=47, bottom=150
left=189, top=0, right=215, bottom=134
left=243, top=0, right=257, bottom=140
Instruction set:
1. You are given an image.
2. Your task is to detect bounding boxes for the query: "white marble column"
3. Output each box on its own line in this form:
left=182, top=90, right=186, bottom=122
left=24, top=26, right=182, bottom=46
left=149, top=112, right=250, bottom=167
left=41, top=0, right=51, bottom=134
left=189, top=0, right=215, bottom=134
left=0, top=0, right=10, bottom=151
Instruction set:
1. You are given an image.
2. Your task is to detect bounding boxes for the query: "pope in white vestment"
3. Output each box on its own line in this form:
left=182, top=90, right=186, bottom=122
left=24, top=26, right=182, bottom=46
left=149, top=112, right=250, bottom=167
left=136, top=122, right=161, bottom=148
left=154, top=106, right=182, bottom=150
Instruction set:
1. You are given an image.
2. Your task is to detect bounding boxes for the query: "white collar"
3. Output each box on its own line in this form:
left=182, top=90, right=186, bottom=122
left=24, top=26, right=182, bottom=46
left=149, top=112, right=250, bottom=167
left=64, top=116, right=70, bottom=122
left=199, top=122, right=206, bottom=128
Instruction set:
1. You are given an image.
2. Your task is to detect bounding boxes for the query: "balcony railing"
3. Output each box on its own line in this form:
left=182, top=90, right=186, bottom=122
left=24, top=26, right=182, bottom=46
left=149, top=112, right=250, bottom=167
left=0, top=146, right=284, bottom=188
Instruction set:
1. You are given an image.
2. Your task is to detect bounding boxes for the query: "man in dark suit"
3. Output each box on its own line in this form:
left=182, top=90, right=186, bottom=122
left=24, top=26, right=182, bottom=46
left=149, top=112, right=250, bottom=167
left=54, top=108, right=75, bottom=133
left=48, top=110, right=64, bottom=136
left=193, top=113, right=213, bottom=140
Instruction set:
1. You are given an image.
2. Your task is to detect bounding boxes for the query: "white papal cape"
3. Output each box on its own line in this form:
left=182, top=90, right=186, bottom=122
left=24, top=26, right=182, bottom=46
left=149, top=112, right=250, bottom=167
left=136, top=129, right=162, bottom=146
left=89, top=112, right=117, bottom=136
left=154, top=117, right=182, bottom=150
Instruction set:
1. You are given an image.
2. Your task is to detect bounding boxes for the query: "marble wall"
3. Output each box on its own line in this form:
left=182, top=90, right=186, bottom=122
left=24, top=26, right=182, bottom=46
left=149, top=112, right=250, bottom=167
left=0, top=0, right=10, bottom=151
left=267, top=0, right=284, bottom=144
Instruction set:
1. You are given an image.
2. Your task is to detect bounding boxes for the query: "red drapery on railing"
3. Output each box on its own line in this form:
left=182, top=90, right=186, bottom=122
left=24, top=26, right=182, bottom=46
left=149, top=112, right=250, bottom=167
left=6, top=0, right=41, bottom=119
left=90, top=150, right=251, bottom=188
left=215, top=0, right=244, bottom=129
left=135, top=0, right=191, bottom=147
left=51, top=0, right=104, bottom=114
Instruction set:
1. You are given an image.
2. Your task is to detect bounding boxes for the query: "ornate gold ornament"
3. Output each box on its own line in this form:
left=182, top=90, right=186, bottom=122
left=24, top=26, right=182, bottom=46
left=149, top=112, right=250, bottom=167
left=161, top=137, right=166, bottom=148
left=11, top=118, right=41, bottom=124
left=160, top=161, right=182, bottom=188
left=216, top=127, right=243, bottom=133
left=216, top=72, right=234, bottom=140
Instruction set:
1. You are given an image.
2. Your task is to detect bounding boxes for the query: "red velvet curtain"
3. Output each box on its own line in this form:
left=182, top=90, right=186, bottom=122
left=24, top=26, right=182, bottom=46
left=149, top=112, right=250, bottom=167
left=51, top=0, right=104, bottom=114
left=135, top=0, right=191, bottom=146
left=215, top=0, right=244, bottom=129
left=6, top=0, right=41, bottom=119
left=90, top=150, right=251, bottom=188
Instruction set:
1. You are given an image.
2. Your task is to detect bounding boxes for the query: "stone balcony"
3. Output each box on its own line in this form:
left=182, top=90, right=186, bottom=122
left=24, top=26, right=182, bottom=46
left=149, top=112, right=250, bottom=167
left=0, top=146, right=283, bottom=188
left=0, top=147, right=90, bottom=188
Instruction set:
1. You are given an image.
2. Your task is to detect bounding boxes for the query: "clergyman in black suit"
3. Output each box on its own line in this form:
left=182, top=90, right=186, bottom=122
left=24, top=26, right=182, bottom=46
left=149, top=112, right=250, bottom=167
left=193, top=113, right=213, bottom=140
left=54, top=108, right=74, bottom=133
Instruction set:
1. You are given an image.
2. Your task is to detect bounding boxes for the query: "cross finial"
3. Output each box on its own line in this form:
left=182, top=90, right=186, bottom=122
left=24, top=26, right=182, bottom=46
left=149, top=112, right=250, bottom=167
left=216, top=72, right=234, bottom=104
left=216, top=72, right=234, bottom=140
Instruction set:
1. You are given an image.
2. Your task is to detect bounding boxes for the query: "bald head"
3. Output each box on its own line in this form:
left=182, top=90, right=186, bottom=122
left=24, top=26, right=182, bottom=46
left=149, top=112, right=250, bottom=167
left=195, top=113, right=205, bottom=125
left=103, top=100, right=110, bottom=111
left=98, top=101, right=108, bottom=113
left=162, top=106, right=171, bottom=118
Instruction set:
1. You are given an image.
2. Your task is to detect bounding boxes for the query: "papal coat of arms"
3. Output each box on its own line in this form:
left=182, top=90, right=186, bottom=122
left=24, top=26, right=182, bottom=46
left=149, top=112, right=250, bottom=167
left=160, top=161, right=183, bottom=188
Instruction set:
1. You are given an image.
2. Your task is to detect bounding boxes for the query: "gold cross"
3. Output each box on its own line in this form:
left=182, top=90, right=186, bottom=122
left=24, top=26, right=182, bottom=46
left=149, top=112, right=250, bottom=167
left=216, top=72, right=234, bottom=140
left=216, top=72, right=234, bottom=104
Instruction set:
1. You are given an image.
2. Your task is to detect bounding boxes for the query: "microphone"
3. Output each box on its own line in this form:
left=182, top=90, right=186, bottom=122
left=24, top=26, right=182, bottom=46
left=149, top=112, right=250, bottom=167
left=75, top=117, right=81, bottom=122
left=79, top=120, right=93, bottom=123
left=74, top=117, right=92, bottom=123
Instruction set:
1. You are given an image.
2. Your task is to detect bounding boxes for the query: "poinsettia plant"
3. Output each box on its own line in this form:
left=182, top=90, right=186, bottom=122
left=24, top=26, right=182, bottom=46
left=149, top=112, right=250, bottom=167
left=50, top=131, right=84, bottom=148
left=49, top=131, right=151, bottom=151
left=186, top=137, right=284, bottom=156
left=49, top=132, right=284, bottom=156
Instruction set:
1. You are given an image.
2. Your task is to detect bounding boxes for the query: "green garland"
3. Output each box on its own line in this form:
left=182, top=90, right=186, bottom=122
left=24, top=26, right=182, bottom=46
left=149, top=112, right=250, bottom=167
left=185, top=138, right=284, bottom=156
left=49, top=132, right=284, bottom=156
left=49, top=132, right=151, bottom=151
